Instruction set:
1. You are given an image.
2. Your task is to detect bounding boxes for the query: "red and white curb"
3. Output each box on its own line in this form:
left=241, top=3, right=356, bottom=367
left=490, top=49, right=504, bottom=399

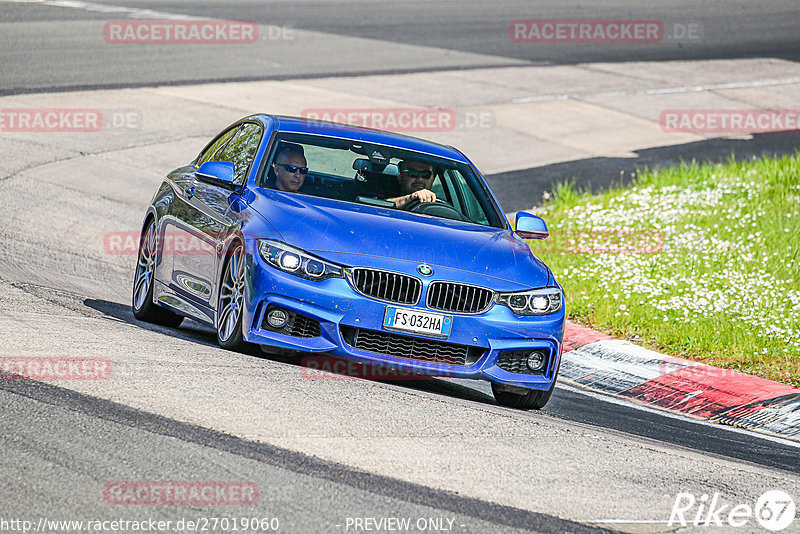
left=560, top=321, right=800, bottom=442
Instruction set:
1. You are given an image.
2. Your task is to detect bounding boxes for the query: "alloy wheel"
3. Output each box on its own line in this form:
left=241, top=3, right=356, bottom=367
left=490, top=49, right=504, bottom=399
left=218, top=244, right=245, bottom=342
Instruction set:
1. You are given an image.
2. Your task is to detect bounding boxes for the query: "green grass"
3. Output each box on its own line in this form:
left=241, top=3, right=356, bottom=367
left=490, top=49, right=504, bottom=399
left=530, top=154, right=800, bottom=387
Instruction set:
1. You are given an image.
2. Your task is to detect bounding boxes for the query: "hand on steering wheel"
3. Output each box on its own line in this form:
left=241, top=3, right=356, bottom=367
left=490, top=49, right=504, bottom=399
left=404, top=197, right=456, bottom=211
left=403, top=197, right=467, bottom=222
left=402, top=189, right=437, bottom=206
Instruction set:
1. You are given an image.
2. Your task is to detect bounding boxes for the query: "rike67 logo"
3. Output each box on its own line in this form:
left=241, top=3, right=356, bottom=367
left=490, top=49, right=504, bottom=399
left=669, top=490, right=796, bottom=531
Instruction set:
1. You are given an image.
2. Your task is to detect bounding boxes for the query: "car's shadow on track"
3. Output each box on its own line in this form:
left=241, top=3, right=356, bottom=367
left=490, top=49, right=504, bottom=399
left=84, top=297, right=499, bottom=407
left=380, top=375, right=497, bottom=406
left=84, top=298, right=226, bottom=350
left=274, top=353, right=499, bottom=407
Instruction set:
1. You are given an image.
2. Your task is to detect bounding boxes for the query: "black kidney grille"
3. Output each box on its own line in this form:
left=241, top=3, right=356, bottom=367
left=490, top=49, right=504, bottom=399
left=350, top=268, right=421, bottom=305
left=340, top=326, right=484, bottom=367
left=426, top=282, right=494, bottom=314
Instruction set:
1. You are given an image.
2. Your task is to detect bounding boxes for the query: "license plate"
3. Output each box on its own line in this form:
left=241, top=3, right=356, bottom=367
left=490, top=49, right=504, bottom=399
left=383, top=307, right=452, bottom=338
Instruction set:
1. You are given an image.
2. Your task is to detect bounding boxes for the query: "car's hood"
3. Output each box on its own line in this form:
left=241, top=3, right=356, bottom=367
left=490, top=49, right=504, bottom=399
left=248, top=189, right=551, bottom=289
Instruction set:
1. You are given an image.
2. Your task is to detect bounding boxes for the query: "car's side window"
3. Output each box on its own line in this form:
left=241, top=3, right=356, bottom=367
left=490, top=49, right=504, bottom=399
left=447, top=169, right=489, bottom=225
left=430, top=173, right=447, bottom=201
left=196, top=127, right=238, bottom=166
left=437, top=170, right=462, bottom=212
left=217, top=122, right=263, bottom=185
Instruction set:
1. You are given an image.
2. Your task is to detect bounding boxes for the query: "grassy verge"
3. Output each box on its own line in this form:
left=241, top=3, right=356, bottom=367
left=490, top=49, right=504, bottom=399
left=530, top=154, right=800, bottom=387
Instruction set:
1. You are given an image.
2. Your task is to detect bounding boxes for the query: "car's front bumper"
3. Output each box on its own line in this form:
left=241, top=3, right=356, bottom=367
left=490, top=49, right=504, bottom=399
left=240, top=244, right=565, bottom=390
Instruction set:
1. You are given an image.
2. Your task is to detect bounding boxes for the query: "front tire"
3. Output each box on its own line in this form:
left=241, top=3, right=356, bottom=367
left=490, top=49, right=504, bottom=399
left=492, top=362, right=560, bottom=410
left=132, top=219, right=184, bottom=327
left=216, top=241, right=251, bottom=352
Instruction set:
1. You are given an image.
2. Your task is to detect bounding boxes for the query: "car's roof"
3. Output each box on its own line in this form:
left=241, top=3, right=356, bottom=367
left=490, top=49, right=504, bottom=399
left=251, top=114, right=471, bottom=164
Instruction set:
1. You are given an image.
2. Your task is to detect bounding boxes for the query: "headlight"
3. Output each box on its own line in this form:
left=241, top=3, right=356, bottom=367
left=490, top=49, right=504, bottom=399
left=496, top=287, right=562, bottom=315
left=258, top=240, right=343, bottom=281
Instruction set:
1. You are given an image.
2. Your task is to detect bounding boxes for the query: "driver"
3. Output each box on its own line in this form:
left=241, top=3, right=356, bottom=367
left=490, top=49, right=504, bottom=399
left=386, top=159, right=437, bottom=208
left=267, top=143, right=308, bottom=192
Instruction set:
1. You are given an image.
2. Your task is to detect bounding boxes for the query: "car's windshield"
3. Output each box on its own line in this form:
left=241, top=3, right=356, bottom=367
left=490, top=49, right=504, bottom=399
left=260, top=133, right=505, bottom=229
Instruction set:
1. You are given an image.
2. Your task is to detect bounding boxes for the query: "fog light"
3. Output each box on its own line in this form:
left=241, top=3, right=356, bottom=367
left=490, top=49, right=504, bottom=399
left=266, top=308, right=289, bottom=328
left=526, top=351, right=545, bottom=371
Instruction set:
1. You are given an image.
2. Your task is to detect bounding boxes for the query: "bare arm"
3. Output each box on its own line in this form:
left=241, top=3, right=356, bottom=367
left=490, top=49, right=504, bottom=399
left=387, top=189, right=437, bottom=208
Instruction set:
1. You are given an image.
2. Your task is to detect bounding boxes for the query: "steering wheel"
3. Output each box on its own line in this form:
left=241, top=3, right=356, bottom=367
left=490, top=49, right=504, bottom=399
left=404, top=198, right=468, bottom=222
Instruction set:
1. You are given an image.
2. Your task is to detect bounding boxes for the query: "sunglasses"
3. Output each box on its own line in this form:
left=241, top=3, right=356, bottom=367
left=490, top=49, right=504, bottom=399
left=402, top=169, right=433, bottom=179
left=276, top=163, right=309, bottom=175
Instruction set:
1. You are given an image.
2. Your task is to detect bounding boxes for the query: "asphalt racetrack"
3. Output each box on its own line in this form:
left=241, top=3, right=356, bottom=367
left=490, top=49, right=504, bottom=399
left=2, top=2, right=800, bottom=532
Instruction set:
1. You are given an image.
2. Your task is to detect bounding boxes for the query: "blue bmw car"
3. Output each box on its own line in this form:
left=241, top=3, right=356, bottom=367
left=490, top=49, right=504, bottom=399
left=132, top=114, right=565, bottom=409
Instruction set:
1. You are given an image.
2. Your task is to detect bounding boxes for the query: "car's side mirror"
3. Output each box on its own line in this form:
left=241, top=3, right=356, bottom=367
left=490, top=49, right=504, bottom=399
left=515, top=212, right=549, bottom=239
left=196, top=161, right=236, bottom=190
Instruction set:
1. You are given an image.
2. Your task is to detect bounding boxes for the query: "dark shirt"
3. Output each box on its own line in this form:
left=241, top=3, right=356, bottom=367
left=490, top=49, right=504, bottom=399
left=358, top=171, right=400, bottom=199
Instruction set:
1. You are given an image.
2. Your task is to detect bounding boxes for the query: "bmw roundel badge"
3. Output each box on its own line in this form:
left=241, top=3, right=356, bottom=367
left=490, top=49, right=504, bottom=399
left=417, top=264, right=433, bottom=276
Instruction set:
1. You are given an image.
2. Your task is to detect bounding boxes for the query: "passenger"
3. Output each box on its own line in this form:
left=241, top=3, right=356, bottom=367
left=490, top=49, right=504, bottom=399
left=386, top=159, right=437, bottom=208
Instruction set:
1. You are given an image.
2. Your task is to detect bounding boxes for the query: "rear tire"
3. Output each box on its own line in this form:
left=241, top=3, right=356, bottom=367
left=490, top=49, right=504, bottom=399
left=132, top=219, right=184, bottom=327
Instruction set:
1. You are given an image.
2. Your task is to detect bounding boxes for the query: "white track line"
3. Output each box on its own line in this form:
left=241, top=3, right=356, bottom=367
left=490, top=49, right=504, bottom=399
left=512, top=77, right=800, bottom=103
left=3, top=0, right=208, bottom=20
